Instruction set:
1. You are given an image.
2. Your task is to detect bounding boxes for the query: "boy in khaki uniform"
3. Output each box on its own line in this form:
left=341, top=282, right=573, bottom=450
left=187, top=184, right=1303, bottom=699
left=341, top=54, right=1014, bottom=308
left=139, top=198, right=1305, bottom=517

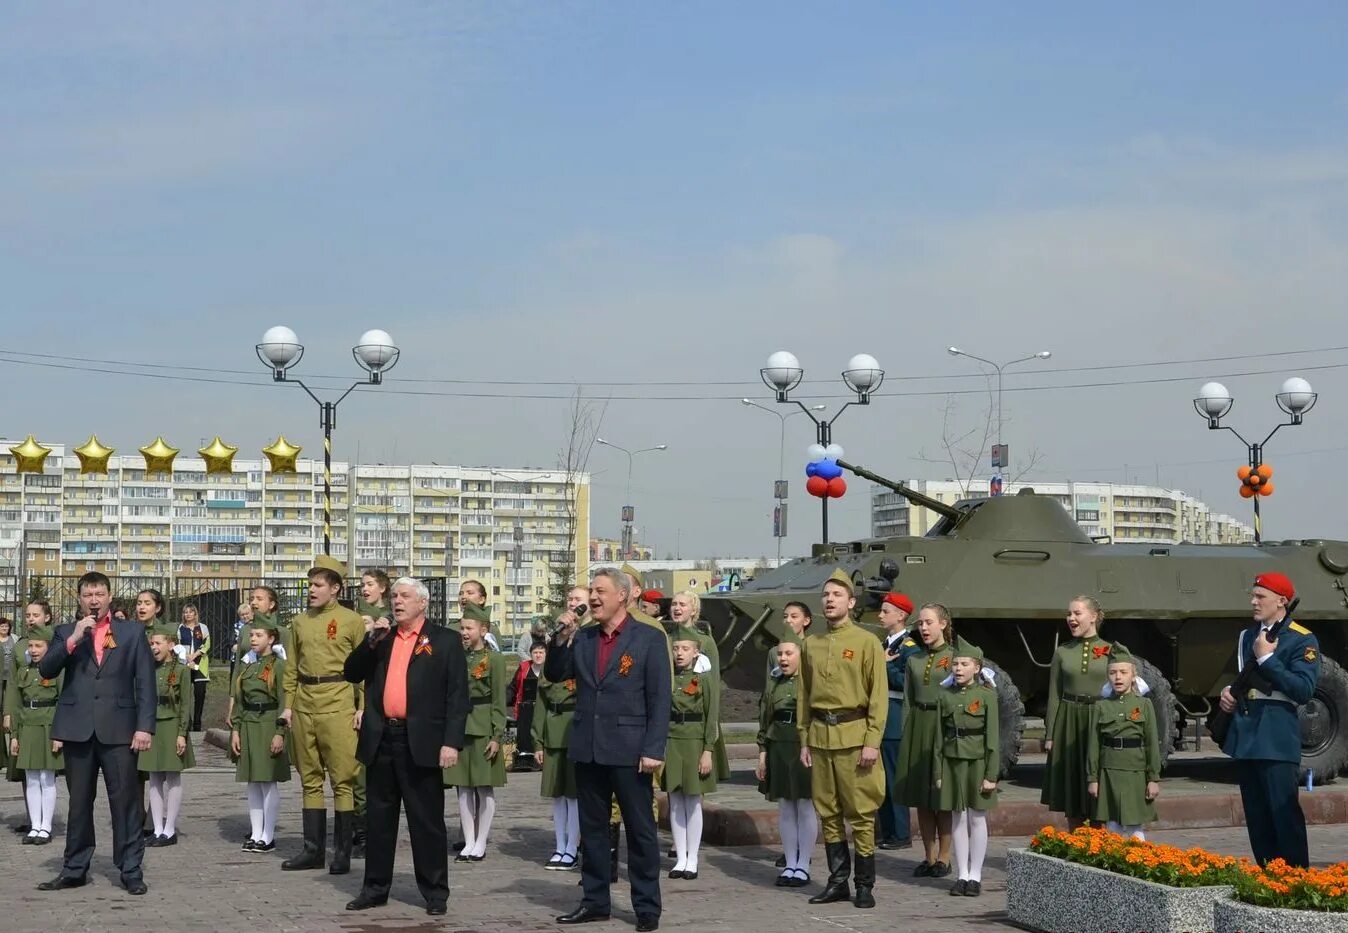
left=281, top=555, right=365, bottom=875
left=797, top=568, right=887, bottom=909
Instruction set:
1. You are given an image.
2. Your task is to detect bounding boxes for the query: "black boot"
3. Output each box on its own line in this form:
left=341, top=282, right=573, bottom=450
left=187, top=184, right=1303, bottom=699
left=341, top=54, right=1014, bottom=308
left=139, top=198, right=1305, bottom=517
left=608, top=823, right=621, bottom=884
left=282, top=809, right=326, bottom=871
left=330, top=811, right=353, bottom=875
left=808, top=841, right=851, bottom=905
left=351, top=812, right=367, bottom=860
left=853, top=854, right=876, bottom=909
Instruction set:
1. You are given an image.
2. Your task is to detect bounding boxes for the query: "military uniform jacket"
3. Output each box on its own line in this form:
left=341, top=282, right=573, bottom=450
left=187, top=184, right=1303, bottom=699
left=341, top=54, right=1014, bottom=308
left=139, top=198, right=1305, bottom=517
left=797, top=619, right=888, bottom=750
left=532, top=676, right=578, bottom=751
left=934, top=682, right=999, bottom=783
left=1045, top=636, right=1114, bottom=734
left=1086, top=693, right=1160, bottom=780
left=883, top=629, right=922, bottom=742
left=234, top=612, right=290, bottom=662
left=230, top=655, right=287, bottom=734
left=670, top=669, right=718, bottom=750
left=904, top=641, right=955, bottom=714
left=5, top=664, right=63, bottom=730
left=152, top=658, right=191, bottom=739
left=756, top=673, right=799, bottom=749
left=464, top=648, right=507, bottom=741
left=1223, top=618, right=1320, bottom=763
left=282, top=602, right=365, bottom=715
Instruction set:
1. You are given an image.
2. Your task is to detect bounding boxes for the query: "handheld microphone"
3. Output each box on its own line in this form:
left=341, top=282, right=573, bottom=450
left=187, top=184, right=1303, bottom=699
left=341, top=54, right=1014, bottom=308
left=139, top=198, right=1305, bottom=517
left=551, top=604, right=586, bottom=638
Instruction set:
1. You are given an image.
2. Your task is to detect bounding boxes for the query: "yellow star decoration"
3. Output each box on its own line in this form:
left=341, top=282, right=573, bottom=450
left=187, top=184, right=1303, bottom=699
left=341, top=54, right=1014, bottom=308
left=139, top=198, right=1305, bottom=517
left=197, top=436, right=239, bottom=475
left=73, top=435, right=115, bottom=475
left=139, top=436, right=180, bottom=475
left=8, top=435, right=53, bottom=474
left=262, top=435, right=302, bottom=473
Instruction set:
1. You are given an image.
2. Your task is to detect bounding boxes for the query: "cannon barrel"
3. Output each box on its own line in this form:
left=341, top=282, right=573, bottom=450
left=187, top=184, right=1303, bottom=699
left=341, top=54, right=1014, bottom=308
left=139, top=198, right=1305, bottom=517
left=836, top=458, right=965, bottom=524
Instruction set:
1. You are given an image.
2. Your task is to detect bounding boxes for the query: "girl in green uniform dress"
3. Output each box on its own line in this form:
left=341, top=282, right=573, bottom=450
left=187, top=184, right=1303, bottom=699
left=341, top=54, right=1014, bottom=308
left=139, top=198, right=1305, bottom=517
left=444, top=607, right=507, bottom=862
left=934, top=640, right=999, bottom=897
left=230, top=618, right=290, bottom=853
left=670, top=592, right=730, bottom=782
left=1041, top=596, right=1114, bottom=828
left=533, top=652, right=580, bottom=870
left=140, top=626, right=196, bottom=846
left=1086, top=645, right=1161, bottom=840
left=6, top=626, right=61, bottom=845
left=756, top=638, right=816, bottom=888
left=663, top=630, right=718, bottom=881
left=896, top=603, right=956, bottom=878
left=5, top=601, right=55, bottom=825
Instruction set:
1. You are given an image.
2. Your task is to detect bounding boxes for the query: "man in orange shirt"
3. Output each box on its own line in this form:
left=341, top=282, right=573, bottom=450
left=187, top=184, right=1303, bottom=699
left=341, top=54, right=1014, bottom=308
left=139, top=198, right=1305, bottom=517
left=343, top=577, right=470, bottom=916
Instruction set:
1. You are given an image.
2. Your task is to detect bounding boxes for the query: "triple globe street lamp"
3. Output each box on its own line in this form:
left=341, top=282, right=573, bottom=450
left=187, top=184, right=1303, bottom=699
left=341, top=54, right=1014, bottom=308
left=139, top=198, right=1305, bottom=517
left=595, top=438, right=668, bottom=560
left=256, top=325, right=401, bottom=556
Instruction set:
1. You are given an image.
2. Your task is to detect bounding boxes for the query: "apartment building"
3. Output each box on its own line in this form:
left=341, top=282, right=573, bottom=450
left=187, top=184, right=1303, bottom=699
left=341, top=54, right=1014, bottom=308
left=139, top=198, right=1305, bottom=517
left=871, top=479, right=1254, bottom=545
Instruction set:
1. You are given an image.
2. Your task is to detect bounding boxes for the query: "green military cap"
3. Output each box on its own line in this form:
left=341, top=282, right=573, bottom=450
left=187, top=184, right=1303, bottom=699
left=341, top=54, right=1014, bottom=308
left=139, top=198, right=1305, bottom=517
left=621, top=563, right=643, bottom=586
left=952, top=636, right=984, bottom=662
left=151, top=624, right=180, bottom=642
left=247, top=615, right=282, bottom=637
left=461, top=603, right=491, bottom=625
left=823, top=568, right=854, bottom=594
left=776, top=630, right=804, bottom=649
left=1105, top=642, right=1136, bottom=666
left=24, top=625, right=53, bottom=643
left=670, top=626, right=702, bottom=645
left=309, top=554, right=348, bottom=579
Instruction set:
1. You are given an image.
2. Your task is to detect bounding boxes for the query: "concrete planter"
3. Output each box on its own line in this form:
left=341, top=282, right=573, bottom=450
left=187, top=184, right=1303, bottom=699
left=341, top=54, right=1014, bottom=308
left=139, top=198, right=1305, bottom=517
left=1214, top=897, right=1348, bottom=933
left=1007, top=848, right=1233, bottom=933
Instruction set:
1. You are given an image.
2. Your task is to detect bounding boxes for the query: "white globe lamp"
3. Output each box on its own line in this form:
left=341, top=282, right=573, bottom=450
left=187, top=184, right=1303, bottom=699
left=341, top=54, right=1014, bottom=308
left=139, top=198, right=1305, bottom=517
left=1276, top=376, right=1317, bottom=420
left=257, top=325, right=304, bottom=379
left=353, top=328, right=401, bottom=382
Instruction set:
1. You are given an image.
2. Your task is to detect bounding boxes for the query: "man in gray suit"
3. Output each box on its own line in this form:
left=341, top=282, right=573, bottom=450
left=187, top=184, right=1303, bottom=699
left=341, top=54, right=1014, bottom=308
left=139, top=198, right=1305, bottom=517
left=547, top=567, right=671, bottom=932
left=37, top=572, right=157, bottom=895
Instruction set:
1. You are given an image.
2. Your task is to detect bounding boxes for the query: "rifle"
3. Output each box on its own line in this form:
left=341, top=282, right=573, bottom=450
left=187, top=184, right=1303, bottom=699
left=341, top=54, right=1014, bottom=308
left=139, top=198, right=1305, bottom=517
left=1208, top=598, right=1298, bottom=747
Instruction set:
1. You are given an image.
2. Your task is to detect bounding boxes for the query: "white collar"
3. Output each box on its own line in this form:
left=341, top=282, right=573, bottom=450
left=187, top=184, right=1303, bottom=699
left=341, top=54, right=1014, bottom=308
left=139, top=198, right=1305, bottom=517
left=885, top=628, right=906, bottom=645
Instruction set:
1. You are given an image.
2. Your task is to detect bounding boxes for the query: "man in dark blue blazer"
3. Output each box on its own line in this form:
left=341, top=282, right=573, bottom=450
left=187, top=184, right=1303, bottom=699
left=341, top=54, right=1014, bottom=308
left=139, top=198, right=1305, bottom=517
left=36, top=572, right=157, bottom=894
left=547, top=568, right=671, bottom=932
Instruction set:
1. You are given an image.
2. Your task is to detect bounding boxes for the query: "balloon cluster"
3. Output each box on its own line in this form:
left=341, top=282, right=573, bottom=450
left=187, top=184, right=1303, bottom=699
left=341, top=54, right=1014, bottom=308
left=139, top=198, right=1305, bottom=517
left=1237, top=463, right=1274, bottom=499
left=805, top=443, right=847, bottom=499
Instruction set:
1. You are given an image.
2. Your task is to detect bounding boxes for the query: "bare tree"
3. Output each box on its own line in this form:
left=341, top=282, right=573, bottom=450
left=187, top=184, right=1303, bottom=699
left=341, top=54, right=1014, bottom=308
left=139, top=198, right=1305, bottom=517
left=915, top=393, right=1043, bottom=498
left=551, top=387, right=606, bottom=608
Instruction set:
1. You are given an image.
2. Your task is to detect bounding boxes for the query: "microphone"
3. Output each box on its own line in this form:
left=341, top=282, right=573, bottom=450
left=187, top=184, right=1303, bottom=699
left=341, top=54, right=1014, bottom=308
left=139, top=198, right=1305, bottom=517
left=551, top=604, right=586, bottom=638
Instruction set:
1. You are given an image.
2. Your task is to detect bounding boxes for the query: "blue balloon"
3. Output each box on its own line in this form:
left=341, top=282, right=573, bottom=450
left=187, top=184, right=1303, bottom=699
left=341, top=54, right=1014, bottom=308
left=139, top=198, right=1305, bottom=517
left=816, top=459, right=843, bottom=480
left=805, top=462, right=819, bottom=478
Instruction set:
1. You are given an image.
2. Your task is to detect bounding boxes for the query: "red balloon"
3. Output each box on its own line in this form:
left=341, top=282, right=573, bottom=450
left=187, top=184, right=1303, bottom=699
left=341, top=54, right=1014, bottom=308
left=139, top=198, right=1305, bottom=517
left=827, top=476, right=847, bottom=498
left=806, top=475, right=829, bottom=497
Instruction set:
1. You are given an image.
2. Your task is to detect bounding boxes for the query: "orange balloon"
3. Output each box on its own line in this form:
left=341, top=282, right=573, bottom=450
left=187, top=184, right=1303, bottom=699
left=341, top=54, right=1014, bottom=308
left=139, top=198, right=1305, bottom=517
left=1257, top=464, right=1273, bottom=479
left=1248, top=474, right=1261, bottom=486
left=1239, top=485, right=1256, bottom=498
left=1259, top=482, right=1274, bottom=497
left=1237, top=465, right=1253, bottom=481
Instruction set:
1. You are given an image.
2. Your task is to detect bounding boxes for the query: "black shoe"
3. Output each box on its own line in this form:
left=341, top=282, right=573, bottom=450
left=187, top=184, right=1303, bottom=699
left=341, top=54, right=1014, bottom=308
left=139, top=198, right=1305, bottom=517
left=636, top=915, right=659, bottom=932
left=556, top=905, right=611, bottom=924
left=427, top=904, right=447, bottom=916
left=329, top=811, right=353, bottom=875
left=125, top=880, right=148, bottom=895
left=469, top=853, right=485, bottom=862
left=282, top=809, right=326, bottom=871
left=930, top=861, right=951, bottom=878
left=34, top=832, right=52, bottom=846
left=788, top=871, right=810, bottom=888
left=158, top=833, right=178, bottom=847
left=454, top=854, right=472, bottom=863
left=774, top=854, right=787, bottom=868
left=964, top=881, right=982, bottom=897
left=253, top=841, right=276, bottom=853
left=346, top=891, right=388, bottom=911
left=808, top=841, right=852, bottom=905
left=913, top=860, right=933, bottom=877
left=144, top=835, right=161, bottom=848
left=242, top=839, right=258, bottom=852
left=878, top=837, right=912, bottom=850
left=668, top=869, right=685, bottom=880
left=38, top=875, right=87, bottom=891
left=775, top=872, right=792, bottom=887
left=853, top=854, right=875, bottom=909
left=682, top=870, right=698, bottom=881
left=21, top=834, right=36, bottom=846
left=243, top=832, right=254, bottom=844
left=949, top=879, right=968, bottom=896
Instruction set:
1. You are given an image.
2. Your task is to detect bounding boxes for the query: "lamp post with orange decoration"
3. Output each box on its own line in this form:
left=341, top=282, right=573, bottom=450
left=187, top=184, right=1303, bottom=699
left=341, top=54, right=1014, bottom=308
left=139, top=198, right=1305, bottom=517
left=1192, top=378, right=1318, bottom=544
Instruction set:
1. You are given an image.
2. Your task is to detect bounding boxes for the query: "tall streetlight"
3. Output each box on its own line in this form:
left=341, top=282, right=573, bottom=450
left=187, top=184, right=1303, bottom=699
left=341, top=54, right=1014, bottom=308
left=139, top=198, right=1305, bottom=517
left=256, top=325, right=400, bottom=556
left=947, top=346, right=1051, bottom=493
left=740, top=399, right=825, bottom=565
left=759, top=351, right=885, bottom=547
left=1192, top=378, right=1317, bottom=544
left=595, top=438, right=667, bottom=560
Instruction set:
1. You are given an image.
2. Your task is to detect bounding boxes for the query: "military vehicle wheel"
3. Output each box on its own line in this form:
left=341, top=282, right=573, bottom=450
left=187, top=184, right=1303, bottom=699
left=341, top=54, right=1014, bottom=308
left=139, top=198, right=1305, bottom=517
left=1300, top=656, right=1348, bottom=784
left=983, top=659, right=1025, bottom=779
left=1133, top=656, right=1180, bottom=768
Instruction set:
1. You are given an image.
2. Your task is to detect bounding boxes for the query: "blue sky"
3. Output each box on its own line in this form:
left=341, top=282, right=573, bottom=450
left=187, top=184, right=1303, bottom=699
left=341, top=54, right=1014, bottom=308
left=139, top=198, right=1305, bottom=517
left=2, top=3, right=1347, bottom=556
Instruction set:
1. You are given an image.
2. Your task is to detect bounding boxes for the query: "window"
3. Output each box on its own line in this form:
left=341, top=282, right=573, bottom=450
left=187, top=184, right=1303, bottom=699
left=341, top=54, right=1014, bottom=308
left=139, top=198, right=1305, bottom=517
left=492, top=585, right=501, bottom=596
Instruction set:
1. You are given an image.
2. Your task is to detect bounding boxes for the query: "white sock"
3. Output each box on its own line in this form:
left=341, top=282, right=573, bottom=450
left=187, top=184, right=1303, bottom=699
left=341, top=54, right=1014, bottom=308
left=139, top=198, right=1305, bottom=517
left=778, top=800, right=799, bottom=873
left=968, top=810, right=989, bottom=883
left=458, top=789, right=479, bottom=854
left=261, top=782, right=280, bottom=844
left=246, top=782, right=265, bottom=842
left=1125, top=824, right=1144, bottom=841
left=551, top=798, right=568, bottom=856
left=469, top=788, right=496, bottom=857
left=147, top=773, right=166, bottom=836
left=951, top=810, right=971, bottom=881
left=685, top=795, right=704, bottom=874
left=163, top=772, right=183, bottom=837
left=565, top=797, right=580, bottom=858
left=670, top=792, right=689, bottom=872
left=24, top=772, right=42, bottom=833
left=794, top=799, right=818, bottom=876
left=38, top=770, right=57, bottom=833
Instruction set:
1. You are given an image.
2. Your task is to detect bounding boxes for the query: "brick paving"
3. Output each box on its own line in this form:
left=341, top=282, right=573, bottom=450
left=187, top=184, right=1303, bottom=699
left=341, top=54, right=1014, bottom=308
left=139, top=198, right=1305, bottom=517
left=3, top=737, right=1347, bottom=932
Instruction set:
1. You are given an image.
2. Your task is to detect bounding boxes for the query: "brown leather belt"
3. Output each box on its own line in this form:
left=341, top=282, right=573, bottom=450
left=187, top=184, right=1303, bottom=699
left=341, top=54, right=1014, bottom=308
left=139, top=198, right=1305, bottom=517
left=810, top=707, right=866, bottom=726
left=298, top=673, right=346, bottom=685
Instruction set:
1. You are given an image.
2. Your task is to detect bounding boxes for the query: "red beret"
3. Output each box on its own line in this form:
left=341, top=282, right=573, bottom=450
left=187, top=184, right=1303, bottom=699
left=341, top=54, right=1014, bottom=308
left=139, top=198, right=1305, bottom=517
left=641, top=589, right=665, bottom=602
left=1254, top=572, right=1295, bottom=601
left=883, top=592, right=914, bottom=615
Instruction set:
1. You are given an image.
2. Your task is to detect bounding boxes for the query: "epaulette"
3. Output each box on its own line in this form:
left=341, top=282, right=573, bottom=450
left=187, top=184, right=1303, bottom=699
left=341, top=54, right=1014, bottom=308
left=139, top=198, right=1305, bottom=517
left=1289, top=622, right=1311, bottom=636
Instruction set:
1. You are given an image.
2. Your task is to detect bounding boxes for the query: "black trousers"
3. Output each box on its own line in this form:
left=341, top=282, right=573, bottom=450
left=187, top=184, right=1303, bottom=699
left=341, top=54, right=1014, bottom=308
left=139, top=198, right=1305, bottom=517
left=1237, top=759, right=1309, bottom=867
left=191, top=680, right=207, bottom=731
left=362, top=723, right=449, bottom=907
left=61, top=739, right=145, bottom=885
left=575, top=761, right=660, bottom=917
left=515, top=703, right=536, bottom=756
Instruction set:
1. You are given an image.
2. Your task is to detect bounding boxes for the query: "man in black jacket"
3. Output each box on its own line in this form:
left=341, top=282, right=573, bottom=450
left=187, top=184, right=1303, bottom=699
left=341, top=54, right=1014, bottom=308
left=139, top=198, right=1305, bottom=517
left=343, top=576, right=471, bottom=916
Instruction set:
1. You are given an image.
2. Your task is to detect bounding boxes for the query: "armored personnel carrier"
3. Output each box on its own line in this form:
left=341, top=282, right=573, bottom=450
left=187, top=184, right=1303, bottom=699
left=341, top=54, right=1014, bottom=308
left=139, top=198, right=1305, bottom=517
left=702, top=461, right=1348, bottom=781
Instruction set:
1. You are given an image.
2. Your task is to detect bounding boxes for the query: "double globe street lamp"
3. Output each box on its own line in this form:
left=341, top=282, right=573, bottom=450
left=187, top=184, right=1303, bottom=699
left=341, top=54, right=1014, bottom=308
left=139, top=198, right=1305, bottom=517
left=256, top=325, right=401, bottom=555
left=1192, top=377, right=1317, bottom=545
left=759, top=351, right=885, bottom=547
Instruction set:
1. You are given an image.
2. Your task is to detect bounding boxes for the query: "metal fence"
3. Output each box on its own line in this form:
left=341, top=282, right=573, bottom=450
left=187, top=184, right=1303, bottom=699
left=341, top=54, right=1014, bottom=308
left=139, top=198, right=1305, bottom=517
left=0, top=575, right=450, bottom=662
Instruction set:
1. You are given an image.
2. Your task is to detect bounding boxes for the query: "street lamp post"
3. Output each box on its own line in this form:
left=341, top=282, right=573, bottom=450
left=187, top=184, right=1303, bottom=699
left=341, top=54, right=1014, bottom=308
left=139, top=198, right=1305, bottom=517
left=740, top=399, right=825, bottom=564
left=759, top=352, right=885, bottom=548
left=1191, top=378, right=1317, bottom=544
left=594, top=438, right=667, bottom=560
left=947, top=346, right=1052, bottom=490
left=256, top=325, right=401, bottom=556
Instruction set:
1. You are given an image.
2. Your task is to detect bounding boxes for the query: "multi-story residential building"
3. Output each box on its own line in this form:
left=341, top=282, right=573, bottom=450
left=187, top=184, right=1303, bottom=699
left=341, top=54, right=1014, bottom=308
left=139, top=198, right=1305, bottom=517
left=589, top=537, right=653, bottom=563
left=871, top=479, right=1254, bottom=545
left=0, top=445, right=589, bottom=637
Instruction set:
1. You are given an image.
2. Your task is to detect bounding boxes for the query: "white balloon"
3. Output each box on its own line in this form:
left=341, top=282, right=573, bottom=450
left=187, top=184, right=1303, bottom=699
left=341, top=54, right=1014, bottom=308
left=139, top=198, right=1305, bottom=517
left=824, top=443, right=844, bottom=460
left=807, top=444, right=827, bottom=462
